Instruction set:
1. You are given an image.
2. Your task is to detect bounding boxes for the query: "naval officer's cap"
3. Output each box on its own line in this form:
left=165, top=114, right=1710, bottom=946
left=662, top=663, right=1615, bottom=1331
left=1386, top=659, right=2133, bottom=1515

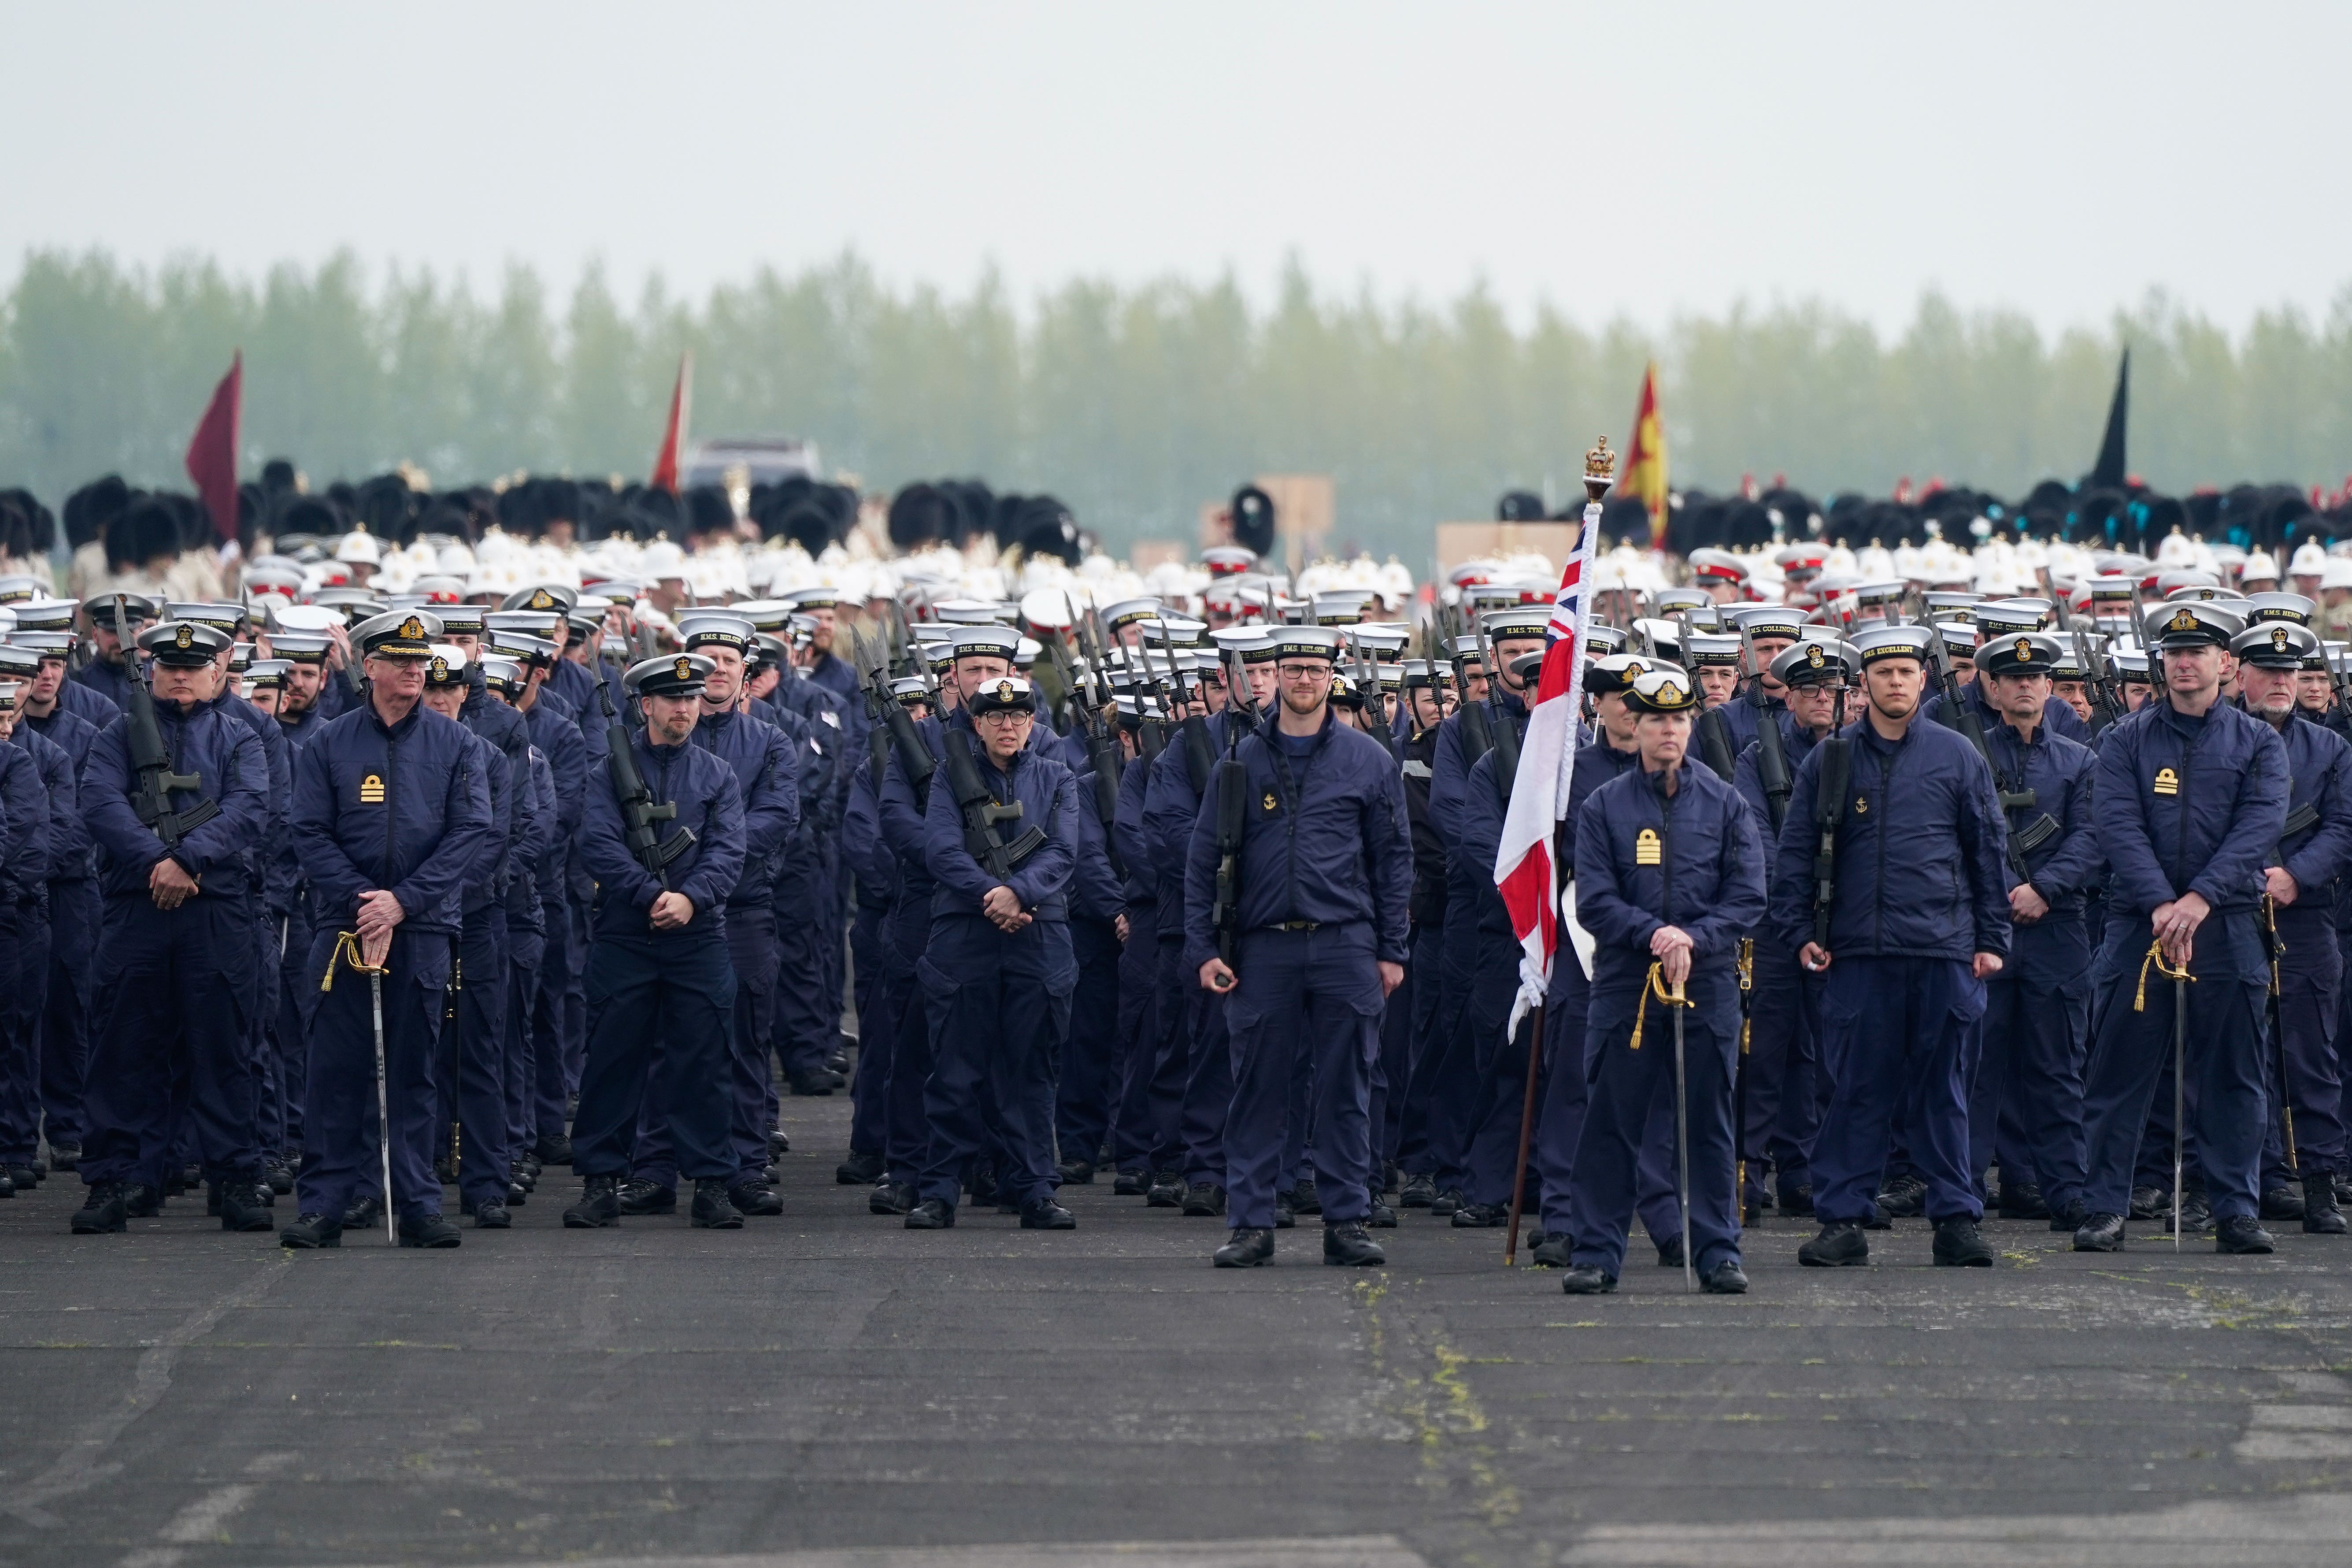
left=2229, top=619, right=2319, bottom=671
left=626, top=652, right=715, bottom=698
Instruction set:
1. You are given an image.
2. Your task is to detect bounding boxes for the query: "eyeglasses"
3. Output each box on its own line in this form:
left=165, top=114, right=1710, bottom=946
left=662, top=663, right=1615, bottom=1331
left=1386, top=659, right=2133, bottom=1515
left=974, top=709, right=1033, bottom=726
left=1277, top=663, right=1333, bottom=681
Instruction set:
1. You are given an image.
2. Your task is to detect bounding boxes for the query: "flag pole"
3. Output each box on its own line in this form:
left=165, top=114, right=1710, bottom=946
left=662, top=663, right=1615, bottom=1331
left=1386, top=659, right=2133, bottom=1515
left=1503, top=436, right=1615, bottom=1266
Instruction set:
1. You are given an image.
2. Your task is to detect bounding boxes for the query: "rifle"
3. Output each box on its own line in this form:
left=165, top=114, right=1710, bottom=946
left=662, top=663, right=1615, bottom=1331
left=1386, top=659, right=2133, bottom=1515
left=1476, top=614, right=1522, bottom=804
left=1208, top=648, right=1254, bottom=976
left=1156, top=617, right=1218, bottom=794
left=2264, top=891, right=2297, bottom=1174
left=1810, top=732, right=1852, bottom=956
left=2073, top=626, right=2126, bottom=732
left=1925, top=633, right=2047, bottom=885
left=111, top=595, right=221, bottom=850
left=1350, top=630, right=1400, bottom=760
left=938, top=727, right=1046, bottom=884
left=597, top=678, right=694, bottom=886
left=1736, top=620, right=1793, bottom=832
left=861, top=654, right=937, bottom=805
left=1063, top=633, right=1128, bottom=880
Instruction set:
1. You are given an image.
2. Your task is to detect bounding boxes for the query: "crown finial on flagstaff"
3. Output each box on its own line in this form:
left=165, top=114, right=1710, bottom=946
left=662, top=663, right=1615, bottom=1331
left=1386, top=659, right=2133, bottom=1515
left=1583, top=435, right=1615, bottom=501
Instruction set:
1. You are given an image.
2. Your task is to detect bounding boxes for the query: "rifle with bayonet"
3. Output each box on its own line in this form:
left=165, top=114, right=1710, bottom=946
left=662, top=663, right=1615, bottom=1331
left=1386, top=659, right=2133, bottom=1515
left=1059, top=630, right=1128, bottom=881
left=2073, top=626, right=2126, bottom=733
left=111, top=594, right=222, bottom=851
left=1351, top=630, right=1401, bottom=761
left=1156, top=616, right=1219, bottom=796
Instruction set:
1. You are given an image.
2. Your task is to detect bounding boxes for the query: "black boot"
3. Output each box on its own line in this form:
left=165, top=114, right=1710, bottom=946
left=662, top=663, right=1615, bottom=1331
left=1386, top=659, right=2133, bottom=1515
left=1656, top=1233, right=1686, bottom=1268
left=1996, top=1182, right=2049, bottom=1220
left=904, top=1197, right=955, bottom=1229
left=1322, top=1221, right=1385, bottom=1266
left=2304, top=1171, right=2347, bottom=1236
left=690, top=1178, right=743, bottom=1229
left=2128, top=1184, right=2165, bottom=1220
left=1056, top=1158, right=1096, bottom=1185
left=786, top=1070, right=836, bottom=1097
left=399, top=1213, right=462, bottom=1248
left=2072, top=1211, right=2127, bottom=1252
left=730, top=1180, right=782, bottom=1217
left=1020, top=1197, right=1077, bottom=1230
left=1430, top=1186, right=1463, bottom=1218
left=1398, top=1172, right=1437, bottom=1208
left=1877, top=1172, right=1927, bottom=1217
left=1145, top=1169, right=1185, bottom=1208
left=1776, top=1180, right=1815, bottom=1217
left=1214, top=1227, right=1274, bottom=1268
left=1452, top=1202, right=1507, bottom=1229
left=534, top=1133, right=573, bottom=1166
left=835, top=1151, right=885, bottom=1185
left=1560, top=1264, right=1616, bottom=1294
left=122, top=1182, right=162, bottom=1217
left=1798, top=1221, right=1870, bottom=1267
left=617, top=1178, right=676, bottom=1215
left=869, top=1180, right=916, bottom=1216
left=278, top=1212, right=342, bottom=1249
left=563, top=1175, right=622, bottom=1228
left=1113, top=1168, right=1148, bottom=1196
left=1932, top=1216, right=1994, bottom=1267
left=1530, top=1235, right=1571, bottom=1268
left=1701, top=1259, right=1749, bottom=1294
left=2048, top=1196, right=2090, bottom=1234
left=1289, top=1176, right=1322, bottom=1216
left=1366, top=1197, right=1396, bottom=1228
left=2262, top=1183, right=2308, bottom=1223
left=72, top=1181, right=128, bottom=1234
left=47, top=1144, right=79, bottom=1173
left=2215, top=1215, right=2275, bottom=1255
left=1181, top=1182, right=1226, bottom=1217
left=341, top=1194, right=383, bottom=1229
left=471, top=1200, right=512, bottom=1229
left=217, top=1182, right=274, bottom=1233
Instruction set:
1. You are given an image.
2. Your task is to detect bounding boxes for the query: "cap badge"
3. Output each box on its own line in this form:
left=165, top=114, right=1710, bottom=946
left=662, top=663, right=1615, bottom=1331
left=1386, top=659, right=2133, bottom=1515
left=430, top=656, right=448, bottom=678
left=996, top=680, right=1014, bottom=700
left=2153, top=766, right=2179, bottom=797
left=1656, top=681, right=1685, bottom=706
left=2168, top=609, right=2199, bottom=634
left=2015, top=638, right=2032, bottom=662
left=530, top=590, right=553, bottom=610
left=400, top=616, right=423, bottom=641
left=1625, top=659, right=1647, bottom=677
left=1806, top=645, right=1825, bottom=667
left=2274, top=626, right=2290, bottom=651
left=674, top=657, right=693, bottom=682
left=1634, top=827, right=1661, bottom=866
left=174, top=625, right=192, bottom=649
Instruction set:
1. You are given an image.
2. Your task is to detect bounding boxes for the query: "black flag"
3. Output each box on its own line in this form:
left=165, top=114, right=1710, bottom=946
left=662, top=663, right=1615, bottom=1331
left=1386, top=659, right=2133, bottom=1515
left=2089, top=348, right=2129, bottom=489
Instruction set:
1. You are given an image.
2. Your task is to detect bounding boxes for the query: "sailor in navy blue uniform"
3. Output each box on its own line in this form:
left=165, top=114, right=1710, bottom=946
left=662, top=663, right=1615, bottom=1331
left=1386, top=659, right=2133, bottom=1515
left=73, top=621, right=273, bottom=1235
left=1189, top=626, right=1411, bottom=1269
left=2074, top=601, right=2289, bottom=1254
left=1561, top=667, right=1766, bottom=1294
left=0, top=677, right=68, bottom=1195
left=667, top=612, right=799, bottom=1218
left=1726, top=638, right=1850, bottom=1219
left=560, top=653, right=748, bottom=1231
left=15, top=635, right=101, bottom=1173
left=1962, top=631, right=2104, bottom=1230
left=906, top=675, right=1082, bottom=1232
left=1712, top=606, right=1802, bottom=756
left=1768, top=621, right=2011, bottom=1270
left=281, top=610, right=491, bottom=1249
left=2229, top=619, right=2352, bottom=1234
left=69, top=592, right=157, bottom=715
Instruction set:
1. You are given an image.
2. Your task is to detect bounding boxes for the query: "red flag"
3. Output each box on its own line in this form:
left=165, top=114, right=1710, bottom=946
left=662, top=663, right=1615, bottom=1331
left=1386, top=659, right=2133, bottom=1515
left=1618, top=362, right=1668, bottom=549
left=184, top=352, right=242, bottom=542
left=649, top=352, right=693, bottom=493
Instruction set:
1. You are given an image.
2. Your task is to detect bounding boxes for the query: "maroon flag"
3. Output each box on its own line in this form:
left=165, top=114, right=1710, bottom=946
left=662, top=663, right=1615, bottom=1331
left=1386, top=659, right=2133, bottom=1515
left=184, top=353, right=242, bottom=542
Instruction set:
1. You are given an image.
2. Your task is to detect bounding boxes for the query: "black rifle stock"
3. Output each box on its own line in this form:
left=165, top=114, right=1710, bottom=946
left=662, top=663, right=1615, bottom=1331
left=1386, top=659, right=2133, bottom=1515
left=940, top=728, right=1045, bottom=885
left=597, top=679, right=692, bottom=887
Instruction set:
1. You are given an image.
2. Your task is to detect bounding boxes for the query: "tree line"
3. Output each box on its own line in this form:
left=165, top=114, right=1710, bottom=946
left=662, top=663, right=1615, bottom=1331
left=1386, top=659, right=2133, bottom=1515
left=1, top=247, right=2346, bottom=560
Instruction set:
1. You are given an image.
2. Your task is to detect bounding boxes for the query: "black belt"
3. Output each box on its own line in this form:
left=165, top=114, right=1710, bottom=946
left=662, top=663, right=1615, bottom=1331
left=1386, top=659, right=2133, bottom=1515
left=1274, top=920, right=1321, bottom=932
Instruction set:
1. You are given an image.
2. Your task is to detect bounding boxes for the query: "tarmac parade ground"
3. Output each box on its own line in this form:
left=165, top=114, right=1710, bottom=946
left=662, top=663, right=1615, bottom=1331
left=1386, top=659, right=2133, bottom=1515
left=4, top=1086, right=2352, bottom=1568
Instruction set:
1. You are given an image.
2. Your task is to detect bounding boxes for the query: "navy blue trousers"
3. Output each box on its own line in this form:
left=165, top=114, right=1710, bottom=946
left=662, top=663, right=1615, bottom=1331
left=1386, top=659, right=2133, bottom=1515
left=848, top=901, right=892, bottom=1157
left=438, top=908, right=511, bottom=1210
left=528, top=890, right=578, bottom=1144
left=81, top=895, right=261, bottom=1189
left=39, top=878, right=96, bottom=1153
left=723, top=904, right=782, bottom=1184
left=1571, top=967, right=1741, bottom=1276
left=1741, top=938, right=1822, bottom=1200
left=1811, top=955, right=1985, bottom=1226
left=296, top=923, right=451, bottom=1220
left=2082, top=912, right=2269, bottom=1221
left=0, top=896, right=48, bottom=1167
left=503, top=920, right=544, bottom=1163
left=916, top=919, right=1070, bottom=1211
left=1968, top=919, right=2092, bottom=1210
left=274, top=895, right=315, bottom=1152
left=1179, top=982, right=1234, bottom=1189
left=769, top=850, right=834, bottom=1080
left=1055, top=913, right=1124, bottom=1168
left=572, top=925, right=738, bottom=1182
left=1391, top=924, right=1448, bottom=1175
left=1220, top=925, right=1380, bottom=1231
left=2263, top=903, right=2343, bottom=1183
left=1107, top=903, right=1162, bottom=1173
left=1142, top=934, right=1194, bottom=1173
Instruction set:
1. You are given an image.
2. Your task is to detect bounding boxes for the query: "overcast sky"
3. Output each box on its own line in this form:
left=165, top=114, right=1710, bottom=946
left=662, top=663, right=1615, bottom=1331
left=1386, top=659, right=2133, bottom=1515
left=5, top=2, right=2346, bottom=337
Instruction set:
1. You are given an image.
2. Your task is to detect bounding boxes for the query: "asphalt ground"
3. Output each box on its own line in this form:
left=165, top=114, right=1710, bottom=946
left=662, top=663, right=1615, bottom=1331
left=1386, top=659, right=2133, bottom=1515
left=4, top=1083, right=2352, bottom=1568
